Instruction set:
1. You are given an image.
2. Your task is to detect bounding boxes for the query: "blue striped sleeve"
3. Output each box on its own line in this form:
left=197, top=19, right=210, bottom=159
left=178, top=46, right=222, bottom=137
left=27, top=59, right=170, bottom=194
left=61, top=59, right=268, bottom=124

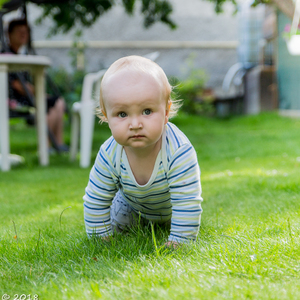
left=167, top=143, right=203, bottom=243
left=83, top=144, right=118, bottom=237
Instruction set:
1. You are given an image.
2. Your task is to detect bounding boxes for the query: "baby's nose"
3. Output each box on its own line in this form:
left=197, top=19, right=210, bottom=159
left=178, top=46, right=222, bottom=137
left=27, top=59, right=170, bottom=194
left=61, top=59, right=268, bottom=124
left=130, top=117, right=142, bottom=129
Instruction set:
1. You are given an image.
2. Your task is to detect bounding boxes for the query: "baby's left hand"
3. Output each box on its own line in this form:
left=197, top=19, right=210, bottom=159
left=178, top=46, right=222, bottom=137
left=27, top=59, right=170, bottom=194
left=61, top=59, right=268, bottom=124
left=165, top=241, right=180, bottom=249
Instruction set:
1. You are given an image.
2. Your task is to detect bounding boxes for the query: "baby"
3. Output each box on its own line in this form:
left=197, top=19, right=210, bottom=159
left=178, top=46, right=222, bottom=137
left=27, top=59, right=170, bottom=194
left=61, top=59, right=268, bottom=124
left=83, top=55, right=203, bottom=246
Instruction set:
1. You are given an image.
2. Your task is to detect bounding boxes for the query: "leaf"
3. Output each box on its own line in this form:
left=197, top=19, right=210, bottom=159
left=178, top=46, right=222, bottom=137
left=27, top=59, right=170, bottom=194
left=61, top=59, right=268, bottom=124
left=36, top=0, right=176, bottom=36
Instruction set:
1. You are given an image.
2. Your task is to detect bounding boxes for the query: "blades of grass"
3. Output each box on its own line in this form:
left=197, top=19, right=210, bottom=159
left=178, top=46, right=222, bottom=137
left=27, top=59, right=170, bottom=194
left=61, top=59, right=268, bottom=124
left=90, top=282, right=102, bottom=298
left=287, top=217, right=294, bottom=243
left=12, top=220, right=19, bottom=248
left=34, top=229, right=41, bottom=253
left=219, top=234, right=245, bottom=245
left=151, top=222, right=160, bottom=257
left=59, top=206, right=72, bottom=229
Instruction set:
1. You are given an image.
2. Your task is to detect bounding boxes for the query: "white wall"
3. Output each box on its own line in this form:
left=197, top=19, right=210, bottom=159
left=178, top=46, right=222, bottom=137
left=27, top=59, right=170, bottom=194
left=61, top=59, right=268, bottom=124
left=24, top=0, right=239, bottom=90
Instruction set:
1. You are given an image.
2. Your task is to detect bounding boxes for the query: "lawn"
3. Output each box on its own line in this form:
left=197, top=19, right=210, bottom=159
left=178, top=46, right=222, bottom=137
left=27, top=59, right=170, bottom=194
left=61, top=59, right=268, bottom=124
left=1, top=112, right=300, bottom=299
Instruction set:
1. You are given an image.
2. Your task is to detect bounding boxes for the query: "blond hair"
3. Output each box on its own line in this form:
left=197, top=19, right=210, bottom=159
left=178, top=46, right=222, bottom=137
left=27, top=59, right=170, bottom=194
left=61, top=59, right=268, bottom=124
left=97, top=55, right=180, bottom=123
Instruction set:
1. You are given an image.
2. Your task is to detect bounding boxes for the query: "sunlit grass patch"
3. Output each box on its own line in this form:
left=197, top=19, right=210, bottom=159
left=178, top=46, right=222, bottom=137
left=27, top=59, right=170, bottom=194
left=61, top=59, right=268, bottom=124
left=1, top=113, right=300, bottom=299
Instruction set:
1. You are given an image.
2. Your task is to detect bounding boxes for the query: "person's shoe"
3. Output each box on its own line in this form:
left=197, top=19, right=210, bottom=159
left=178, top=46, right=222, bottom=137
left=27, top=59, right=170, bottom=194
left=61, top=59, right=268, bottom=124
left=58, top=144, right=69, bottom=152
left=48, top=147, right=56, bottom=155
left=49, top=145, right=69, bottom=154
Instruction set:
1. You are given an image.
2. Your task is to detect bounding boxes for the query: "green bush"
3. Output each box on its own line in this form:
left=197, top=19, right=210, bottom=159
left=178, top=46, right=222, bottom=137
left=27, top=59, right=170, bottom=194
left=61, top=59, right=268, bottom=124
left=46, top=30, right=87, bottom=110
left=171, top=55, right=215, bottom=115
left=47, top=67, right=86, bottom=110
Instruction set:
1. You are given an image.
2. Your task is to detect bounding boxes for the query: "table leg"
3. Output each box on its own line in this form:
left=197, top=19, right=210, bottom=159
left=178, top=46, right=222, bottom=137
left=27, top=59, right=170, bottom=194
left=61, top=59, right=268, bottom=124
left=0, top=65, right=10, bottom=171
left=34, top=66, right=49, bottom=166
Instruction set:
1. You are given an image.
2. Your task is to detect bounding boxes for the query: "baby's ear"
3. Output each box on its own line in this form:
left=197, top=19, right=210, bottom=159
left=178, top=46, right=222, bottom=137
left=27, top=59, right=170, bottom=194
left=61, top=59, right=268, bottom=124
left=102, top=109, right=107, bottom=119
left=96, top=108, right=108, bottom=123
left=102, top=111, right=108, bottom=123
left=165, top=101, right=171, bottom=124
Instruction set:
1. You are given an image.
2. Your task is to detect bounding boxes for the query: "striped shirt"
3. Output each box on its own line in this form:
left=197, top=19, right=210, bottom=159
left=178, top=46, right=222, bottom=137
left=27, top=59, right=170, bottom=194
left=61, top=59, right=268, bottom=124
left=83, top=122, right=203, bottom=243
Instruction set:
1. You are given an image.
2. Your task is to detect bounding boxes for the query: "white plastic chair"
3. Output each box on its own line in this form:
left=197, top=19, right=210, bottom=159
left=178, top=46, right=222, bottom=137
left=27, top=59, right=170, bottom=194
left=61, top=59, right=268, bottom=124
left=70, top=69, right=106, bottom=168
left=70, top=52, right=160, bottom=168
left=143, top=51, right=160, bottom=62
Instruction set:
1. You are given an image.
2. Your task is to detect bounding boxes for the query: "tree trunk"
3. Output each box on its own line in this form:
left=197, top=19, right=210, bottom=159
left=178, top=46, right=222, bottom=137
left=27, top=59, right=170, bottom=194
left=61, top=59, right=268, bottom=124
left=272, top=0, right=295, bottom=19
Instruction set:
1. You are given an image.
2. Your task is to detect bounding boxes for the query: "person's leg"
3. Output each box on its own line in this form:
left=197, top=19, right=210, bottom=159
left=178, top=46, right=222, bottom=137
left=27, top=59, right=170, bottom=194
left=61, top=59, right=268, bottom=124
left=47, top=97, right=65, bottom=146
left=110, top=191, right=140, bottom=233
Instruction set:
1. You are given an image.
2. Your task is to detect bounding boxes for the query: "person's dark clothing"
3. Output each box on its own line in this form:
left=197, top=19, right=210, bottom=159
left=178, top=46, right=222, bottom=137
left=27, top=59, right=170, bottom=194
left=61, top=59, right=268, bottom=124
left=7, top=46, right=59, bottom=112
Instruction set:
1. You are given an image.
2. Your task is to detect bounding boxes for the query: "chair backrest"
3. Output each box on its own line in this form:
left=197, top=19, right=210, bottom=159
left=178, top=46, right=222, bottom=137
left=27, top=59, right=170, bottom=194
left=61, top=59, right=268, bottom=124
left=143, top=51, right=160, bottom=62
left=80, top=69, right=106, bottom=106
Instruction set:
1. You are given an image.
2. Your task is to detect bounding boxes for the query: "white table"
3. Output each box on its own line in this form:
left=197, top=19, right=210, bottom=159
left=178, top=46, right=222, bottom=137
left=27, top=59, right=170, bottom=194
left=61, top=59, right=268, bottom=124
left=0, top=54, right=51, bottom=171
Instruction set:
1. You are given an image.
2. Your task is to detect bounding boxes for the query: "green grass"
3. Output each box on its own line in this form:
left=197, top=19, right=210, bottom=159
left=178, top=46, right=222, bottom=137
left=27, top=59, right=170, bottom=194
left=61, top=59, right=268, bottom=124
left=1, top=112, right=300, bottom=299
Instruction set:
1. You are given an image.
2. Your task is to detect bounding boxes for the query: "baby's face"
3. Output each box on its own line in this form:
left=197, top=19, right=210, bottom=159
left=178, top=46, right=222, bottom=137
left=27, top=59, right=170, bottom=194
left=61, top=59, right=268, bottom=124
left=102, top=69, right=169, bottom=152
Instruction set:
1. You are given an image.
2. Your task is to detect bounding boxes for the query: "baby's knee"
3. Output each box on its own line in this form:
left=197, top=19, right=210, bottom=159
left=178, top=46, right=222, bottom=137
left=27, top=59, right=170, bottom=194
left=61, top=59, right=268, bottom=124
left=111, top=192, right=138, bottom=230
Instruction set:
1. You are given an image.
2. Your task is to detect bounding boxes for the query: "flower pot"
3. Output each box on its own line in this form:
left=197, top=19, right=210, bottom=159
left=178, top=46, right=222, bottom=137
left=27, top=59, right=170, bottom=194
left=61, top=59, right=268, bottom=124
left=286, top=35, right=300, bottom=55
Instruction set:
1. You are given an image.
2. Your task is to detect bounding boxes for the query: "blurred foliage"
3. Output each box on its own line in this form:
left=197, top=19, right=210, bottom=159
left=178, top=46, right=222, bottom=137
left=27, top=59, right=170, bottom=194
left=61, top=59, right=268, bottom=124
left=46, top=30, right=87, bottom=109
left=171, top=55, right=215, bottom=116
left=205, top=0, right=238, bottom=13
left=0, top=0, right=293, bottom=34
left=68, top=29, right=86, bottom=70
left=205, top=0, right=275, bottom=14
left=47, top=67, right=85, bottom=109
left=0, top=0, right=8, bottom=8
left=35, top=0, right=176, bottom=36
left=252, top=0, right=272, bottom=4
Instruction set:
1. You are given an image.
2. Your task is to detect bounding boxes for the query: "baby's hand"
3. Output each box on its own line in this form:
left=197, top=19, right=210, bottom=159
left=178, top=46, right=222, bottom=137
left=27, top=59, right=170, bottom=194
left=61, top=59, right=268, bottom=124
left=165, top=241, right=179, bottom=249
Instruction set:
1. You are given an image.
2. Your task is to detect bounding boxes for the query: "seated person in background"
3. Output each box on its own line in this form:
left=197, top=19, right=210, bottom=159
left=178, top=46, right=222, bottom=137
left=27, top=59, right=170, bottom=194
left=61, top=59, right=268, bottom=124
left=7, top=18, right=68, bottom=152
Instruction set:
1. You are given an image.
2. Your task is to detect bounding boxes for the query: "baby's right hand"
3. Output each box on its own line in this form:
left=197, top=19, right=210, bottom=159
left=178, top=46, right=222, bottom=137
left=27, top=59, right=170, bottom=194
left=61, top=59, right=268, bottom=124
left=165, top=241, right=179, bottom=249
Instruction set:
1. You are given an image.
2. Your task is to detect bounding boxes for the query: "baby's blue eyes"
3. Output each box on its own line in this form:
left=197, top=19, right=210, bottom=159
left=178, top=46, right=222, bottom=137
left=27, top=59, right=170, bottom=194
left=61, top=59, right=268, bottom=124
left=118, top=112, right=127, bottom=118
left=118, top=110, right=152, bottom=117
left=143, top=109, right=152, bottom=115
